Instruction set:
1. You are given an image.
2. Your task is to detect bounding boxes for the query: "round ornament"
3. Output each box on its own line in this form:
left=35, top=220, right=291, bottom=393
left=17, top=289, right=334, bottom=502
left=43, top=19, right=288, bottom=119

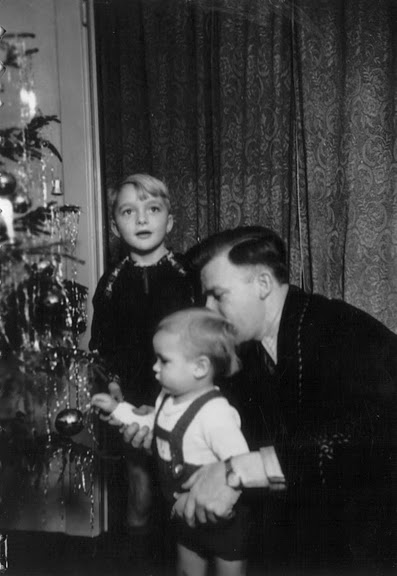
left=40, top=284, right=64, bottom=309
left=12, top=190, right=32, bottom=213
left=36, top=259, right=54, bottom=277
left=0, top=172, right=17, bottom=197
left=55, top=408, right=84, bottom=437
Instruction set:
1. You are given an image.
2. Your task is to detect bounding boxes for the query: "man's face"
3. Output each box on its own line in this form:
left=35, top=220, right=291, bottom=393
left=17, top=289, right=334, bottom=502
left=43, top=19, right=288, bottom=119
left=201, top=252, right=264, bottom=343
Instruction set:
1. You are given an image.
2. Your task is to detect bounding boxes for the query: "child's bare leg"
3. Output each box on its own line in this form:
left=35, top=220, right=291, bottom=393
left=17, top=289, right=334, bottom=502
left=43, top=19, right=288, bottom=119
left=126, top=457, right=152, bottom=528
left=177, top=543, right=207, bottom=576
left=214, top=557, right=247, bottom=576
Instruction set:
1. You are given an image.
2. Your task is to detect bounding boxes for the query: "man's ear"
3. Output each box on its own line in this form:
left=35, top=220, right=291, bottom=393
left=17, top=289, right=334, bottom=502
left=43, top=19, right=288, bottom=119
left=111, top=219, right=120, bottom=238
left=166, top=214, right=174, bottom=234
left=256, top=267, right=273, bottom=300
left=193, top=355, right=211, bottom=379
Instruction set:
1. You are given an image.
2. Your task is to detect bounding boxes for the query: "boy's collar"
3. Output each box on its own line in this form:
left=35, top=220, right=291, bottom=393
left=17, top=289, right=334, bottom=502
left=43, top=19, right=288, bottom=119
left=128, top=250, right=173, bottom=267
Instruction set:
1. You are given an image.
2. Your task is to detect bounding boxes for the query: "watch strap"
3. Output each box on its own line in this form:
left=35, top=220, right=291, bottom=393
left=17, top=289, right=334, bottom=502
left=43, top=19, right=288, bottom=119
left=259, top=446, right=286, bottom=491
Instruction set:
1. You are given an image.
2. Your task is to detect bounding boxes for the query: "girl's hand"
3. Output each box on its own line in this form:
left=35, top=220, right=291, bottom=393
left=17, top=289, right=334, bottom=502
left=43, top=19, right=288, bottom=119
left=91, top=393, right=118, bottom=414
left=108, top=381, right=124, bottom=402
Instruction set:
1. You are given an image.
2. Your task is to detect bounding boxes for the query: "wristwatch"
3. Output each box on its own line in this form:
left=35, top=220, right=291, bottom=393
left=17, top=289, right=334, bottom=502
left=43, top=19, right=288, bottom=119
left=224, top=457, right=243, bottom=489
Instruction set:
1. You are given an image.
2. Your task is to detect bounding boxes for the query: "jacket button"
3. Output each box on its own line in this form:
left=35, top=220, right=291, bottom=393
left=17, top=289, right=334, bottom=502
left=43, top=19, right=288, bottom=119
left=173, top=463, right=184, bottom=478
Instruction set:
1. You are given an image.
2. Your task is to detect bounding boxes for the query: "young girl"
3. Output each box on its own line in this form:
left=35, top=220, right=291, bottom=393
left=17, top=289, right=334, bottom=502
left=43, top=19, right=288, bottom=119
left=92, top=307, right=250, bottom=576
left=89, top=174, right=197, bottom=560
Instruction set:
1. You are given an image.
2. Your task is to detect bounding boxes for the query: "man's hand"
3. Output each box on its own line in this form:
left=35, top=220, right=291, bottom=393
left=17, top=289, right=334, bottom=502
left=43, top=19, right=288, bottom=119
left=120, top=404, right=154, bottom=451
left=172, top=462, right=241, bottom=528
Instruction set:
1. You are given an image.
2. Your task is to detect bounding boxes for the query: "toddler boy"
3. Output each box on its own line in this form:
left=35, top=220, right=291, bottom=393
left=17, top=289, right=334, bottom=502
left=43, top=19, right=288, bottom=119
left=92, top=308, right=251, bottom=576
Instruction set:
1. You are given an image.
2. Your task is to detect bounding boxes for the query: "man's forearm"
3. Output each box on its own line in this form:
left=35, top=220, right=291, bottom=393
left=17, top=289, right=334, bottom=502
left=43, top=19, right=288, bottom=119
left=231, top=446, right=286, bottom=489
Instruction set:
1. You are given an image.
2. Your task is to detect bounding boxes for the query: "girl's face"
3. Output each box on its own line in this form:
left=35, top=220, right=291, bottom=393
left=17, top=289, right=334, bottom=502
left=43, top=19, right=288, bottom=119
left=152, top=330, right=198, bottom=398
left=112, top=184, right=173, bottom=259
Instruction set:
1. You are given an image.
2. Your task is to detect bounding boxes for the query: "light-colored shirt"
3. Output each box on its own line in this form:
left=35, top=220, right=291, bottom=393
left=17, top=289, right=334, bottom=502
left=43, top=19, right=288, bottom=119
left=154, top=389, right=249, bottom=465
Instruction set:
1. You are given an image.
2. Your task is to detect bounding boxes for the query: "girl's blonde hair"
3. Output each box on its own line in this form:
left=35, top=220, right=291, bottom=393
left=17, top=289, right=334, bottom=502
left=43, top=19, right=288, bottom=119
left=110, top=173, right=171, bottom=217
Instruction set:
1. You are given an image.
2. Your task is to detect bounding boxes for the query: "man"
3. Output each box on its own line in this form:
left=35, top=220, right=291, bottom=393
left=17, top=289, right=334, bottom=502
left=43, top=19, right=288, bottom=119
left=123, top=226, right=397, bottom=573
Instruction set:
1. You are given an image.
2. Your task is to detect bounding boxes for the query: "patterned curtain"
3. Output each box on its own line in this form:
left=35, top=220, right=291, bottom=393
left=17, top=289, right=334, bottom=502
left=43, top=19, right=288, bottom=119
left=94, top=0, right=397, bottom=331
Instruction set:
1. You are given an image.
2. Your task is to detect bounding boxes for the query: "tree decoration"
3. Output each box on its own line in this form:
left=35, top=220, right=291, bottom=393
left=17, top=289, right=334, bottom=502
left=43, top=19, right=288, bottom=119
left=0, top=171, right=16, bottom=196
left=55, top=408, right=85, bottom=437
left=0, top=113, right=62, bottom=165
left=12, top=189, right=32, bottom=213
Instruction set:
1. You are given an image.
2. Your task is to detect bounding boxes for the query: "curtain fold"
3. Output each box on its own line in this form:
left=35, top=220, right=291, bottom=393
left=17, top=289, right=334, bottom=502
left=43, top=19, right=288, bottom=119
left=294, top=0, right=397, bottom=328
left=95, top=0, right=294, bottom=254
left=95, top=0, right=397, bottom=331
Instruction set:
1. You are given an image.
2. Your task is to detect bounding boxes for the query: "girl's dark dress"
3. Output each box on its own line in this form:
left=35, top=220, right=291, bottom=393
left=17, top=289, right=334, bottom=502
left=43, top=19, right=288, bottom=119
left=90, top=252, right=196, bottom=405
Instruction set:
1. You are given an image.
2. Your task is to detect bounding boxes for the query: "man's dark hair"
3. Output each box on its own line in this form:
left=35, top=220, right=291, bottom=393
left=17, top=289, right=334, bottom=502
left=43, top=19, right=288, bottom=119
left=187, top=226, right=288, bottom=284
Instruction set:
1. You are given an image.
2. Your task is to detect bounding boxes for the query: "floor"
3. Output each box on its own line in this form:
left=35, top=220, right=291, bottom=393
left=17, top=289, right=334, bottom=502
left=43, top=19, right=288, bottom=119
left=4, top=531, right=276, bottom=576
left=4, top=531, right=171, bottom=576
left=4, top=529, right=396, bottom=576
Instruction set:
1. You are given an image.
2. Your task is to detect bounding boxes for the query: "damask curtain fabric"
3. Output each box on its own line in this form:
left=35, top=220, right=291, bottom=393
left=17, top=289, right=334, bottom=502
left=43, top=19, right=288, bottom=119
left=95, top=0, right=397, bottom=331
left=294, top=0, right=397, bottom=329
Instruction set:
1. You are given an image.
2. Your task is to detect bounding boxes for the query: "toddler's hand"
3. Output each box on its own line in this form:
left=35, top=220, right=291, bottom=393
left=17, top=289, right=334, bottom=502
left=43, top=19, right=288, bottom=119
left=91, top=393, right=118, bottom=414
left=132, top=404, right=155, bottom=417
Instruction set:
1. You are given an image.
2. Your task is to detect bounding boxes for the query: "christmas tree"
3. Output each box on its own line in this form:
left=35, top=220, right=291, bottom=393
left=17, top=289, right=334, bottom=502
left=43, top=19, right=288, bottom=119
left=0, top=29, right=98, bottom=541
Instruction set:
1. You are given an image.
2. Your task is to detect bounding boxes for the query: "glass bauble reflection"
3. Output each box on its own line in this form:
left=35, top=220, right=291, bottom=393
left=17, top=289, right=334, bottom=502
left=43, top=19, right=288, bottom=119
left=0, top=172, right=17, bottom=197
left=39, top=284, right=64, bottom=309
left=12, top=190, right=32, bottom=213
left=55, top=408, right=84, bottom=437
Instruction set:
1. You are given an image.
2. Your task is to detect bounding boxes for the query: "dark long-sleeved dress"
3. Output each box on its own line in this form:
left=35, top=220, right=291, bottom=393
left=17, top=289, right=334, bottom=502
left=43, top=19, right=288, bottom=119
left=89, top=252, right=197, bottom=406
left=227, top=285, right=397, bottom=571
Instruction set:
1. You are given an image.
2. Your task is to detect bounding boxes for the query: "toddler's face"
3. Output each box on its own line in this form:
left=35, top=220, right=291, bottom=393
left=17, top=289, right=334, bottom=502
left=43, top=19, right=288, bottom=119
left=112, top=184, right=173, bottom=254
left=153, top=330, right=198, bottom=397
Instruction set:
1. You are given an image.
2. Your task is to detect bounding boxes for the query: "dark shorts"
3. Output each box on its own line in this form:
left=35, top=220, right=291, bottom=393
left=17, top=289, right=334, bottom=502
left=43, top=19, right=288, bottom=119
left=174, top=504, right=251, bottom=561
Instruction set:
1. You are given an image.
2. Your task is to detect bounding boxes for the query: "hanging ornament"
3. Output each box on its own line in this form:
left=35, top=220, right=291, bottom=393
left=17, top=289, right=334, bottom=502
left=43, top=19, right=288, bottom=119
left=0, top=197, right=15, bottom=242
left=51, top=178, right=63, bottom=196
left=55, top=408, right=84, bottom=437
left=12, top=190, right=32, bottom=213
left=34, top=282, right=65, bottom=331
left=0, top=172, right=17, bottom=197
left=36, top=259, right=54, bottom=277
left=39, top=283, right=64, bottom=310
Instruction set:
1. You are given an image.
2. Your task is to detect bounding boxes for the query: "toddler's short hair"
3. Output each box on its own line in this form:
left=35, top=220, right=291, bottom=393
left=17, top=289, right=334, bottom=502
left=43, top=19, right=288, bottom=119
left=110, top=173, right=171, bottom=217
left=156, top=308, right=240, bottom=380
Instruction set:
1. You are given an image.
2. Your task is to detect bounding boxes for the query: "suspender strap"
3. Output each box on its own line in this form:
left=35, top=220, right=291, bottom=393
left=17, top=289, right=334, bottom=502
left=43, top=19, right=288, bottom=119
left=171, top=388, right=222, bottom=442
left=169, top=388, right=222, bottom=476
left=154, top=393, right=170, bottom=430
left=155, top=388, right=223, bottom=478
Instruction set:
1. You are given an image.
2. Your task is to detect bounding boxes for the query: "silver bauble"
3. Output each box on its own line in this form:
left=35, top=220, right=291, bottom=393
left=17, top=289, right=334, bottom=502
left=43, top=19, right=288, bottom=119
left=0, top=172, right=17, bottom=197
left=36, top=259, right=54, bottom=276
left=40, top=285, right=64, bottom=309
left=55, top=408, right=84, bottom=437
left=12, top=190, right=32, bottom=213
